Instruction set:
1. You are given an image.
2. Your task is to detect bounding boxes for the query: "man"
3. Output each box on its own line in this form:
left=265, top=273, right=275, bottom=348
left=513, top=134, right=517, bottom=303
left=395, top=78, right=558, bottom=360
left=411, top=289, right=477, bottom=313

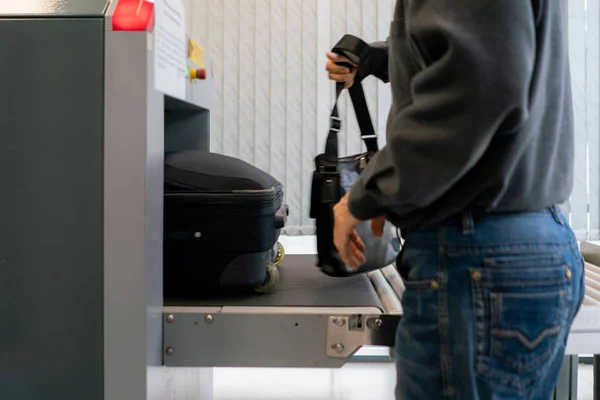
left=326, top=1, right=586, bottom=399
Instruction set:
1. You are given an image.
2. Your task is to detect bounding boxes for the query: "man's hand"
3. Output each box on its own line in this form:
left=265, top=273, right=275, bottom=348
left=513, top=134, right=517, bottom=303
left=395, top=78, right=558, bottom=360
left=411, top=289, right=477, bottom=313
left=333, top=193, right=365, bottom=269
left=325, top=52, right=358, bottom=89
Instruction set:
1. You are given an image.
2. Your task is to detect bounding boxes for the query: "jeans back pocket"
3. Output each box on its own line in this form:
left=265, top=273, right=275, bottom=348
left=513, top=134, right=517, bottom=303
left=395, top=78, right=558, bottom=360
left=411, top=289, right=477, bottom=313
left=470, top=253, right=573, bottom=394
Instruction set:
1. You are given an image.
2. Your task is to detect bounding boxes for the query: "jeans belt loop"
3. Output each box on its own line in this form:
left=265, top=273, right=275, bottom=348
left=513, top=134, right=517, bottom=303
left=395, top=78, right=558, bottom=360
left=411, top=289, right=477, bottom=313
left=549, top=205, right=564, bottom=226
left=462, top=206, right=475, bottom=236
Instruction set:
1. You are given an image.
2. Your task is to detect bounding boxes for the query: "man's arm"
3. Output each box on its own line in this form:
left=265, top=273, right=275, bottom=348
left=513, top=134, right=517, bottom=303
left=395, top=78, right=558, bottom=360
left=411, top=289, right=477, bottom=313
left=347, top=0, right=536, bottom=221
left=358, top=40, right=390, bottom=83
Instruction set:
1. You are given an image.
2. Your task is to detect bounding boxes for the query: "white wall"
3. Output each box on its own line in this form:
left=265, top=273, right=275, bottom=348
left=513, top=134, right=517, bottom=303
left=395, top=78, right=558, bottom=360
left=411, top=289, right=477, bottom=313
left=184, top=0, right=600, bottom=240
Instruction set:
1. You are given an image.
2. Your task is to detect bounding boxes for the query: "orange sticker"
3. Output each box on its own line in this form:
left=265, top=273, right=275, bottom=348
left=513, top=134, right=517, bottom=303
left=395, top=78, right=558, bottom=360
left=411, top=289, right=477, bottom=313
left=188, top=39, right=205, bottom=68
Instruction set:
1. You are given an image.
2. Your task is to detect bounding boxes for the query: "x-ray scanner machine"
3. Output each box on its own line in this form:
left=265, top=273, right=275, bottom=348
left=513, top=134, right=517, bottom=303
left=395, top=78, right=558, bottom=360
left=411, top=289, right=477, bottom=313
left=0, top=1, right=599, bottom=400
left=0, top=1, right=400, bottom=399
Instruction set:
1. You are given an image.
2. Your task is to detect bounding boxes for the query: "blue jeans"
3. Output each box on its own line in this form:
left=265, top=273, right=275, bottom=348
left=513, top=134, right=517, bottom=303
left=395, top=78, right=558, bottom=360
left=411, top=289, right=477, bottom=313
left=394, top=206, right=586, bottom=400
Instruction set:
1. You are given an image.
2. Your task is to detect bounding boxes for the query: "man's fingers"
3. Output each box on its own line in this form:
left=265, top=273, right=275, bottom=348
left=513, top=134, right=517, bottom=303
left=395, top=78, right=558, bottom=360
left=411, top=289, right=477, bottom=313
left=337, top=242, right=353, bottom=269
left=326, top=61, right=352, bottom=74
left=336, top=236, right=364, bottom=270
left=326, top=51, right=357, bottom=66
left=328, top=73, right=355, bottom=83
left=344, top=243, right=365, bottom=270
left=350, top=243, right=365, bottom=267
left=350, top=230, right=365, bottom=252
left=349, top=231, right=366, bottom=270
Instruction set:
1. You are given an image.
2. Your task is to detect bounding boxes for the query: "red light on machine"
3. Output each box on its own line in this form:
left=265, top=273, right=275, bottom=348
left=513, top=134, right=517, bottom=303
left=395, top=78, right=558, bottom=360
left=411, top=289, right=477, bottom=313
left=112, top=0, right=155, bottom=32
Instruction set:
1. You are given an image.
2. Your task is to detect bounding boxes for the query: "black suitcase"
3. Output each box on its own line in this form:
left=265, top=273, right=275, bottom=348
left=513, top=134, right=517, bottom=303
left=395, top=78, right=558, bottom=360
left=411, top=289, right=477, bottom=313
left=163, top=151, right=288, bottom=298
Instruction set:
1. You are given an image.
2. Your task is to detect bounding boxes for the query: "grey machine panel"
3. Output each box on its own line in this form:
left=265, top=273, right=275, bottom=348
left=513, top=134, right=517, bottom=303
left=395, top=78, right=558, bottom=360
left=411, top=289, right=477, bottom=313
left=0, top=0, right=110, bottom=17
left=0, top=18, right=105, bottom=400
left=163, top=308, right=397, bottom=368
left=164, top=97, right=210, bottom=153
left=164, top=57, right=213, bottom=153
left=163, top=255, right=396, bottom=368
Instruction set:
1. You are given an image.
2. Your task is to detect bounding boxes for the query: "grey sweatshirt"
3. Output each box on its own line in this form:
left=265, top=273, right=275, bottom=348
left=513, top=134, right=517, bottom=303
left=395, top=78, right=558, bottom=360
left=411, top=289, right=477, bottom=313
left=348, top=0, right=574, bottom=230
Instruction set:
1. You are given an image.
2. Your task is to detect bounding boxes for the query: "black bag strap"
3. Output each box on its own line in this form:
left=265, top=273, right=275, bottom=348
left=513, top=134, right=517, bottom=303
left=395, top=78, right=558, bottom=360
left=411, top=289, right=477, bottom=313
left=324, top=35, right=378, bottom=159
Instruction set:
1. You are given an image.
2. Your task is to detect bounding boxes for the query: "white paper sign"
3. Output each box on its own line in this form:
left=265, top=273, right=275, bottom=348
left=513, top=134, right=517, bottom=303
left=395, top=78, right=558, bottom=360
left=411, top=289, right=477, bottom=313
left=154, top=0, right=187, bottom=100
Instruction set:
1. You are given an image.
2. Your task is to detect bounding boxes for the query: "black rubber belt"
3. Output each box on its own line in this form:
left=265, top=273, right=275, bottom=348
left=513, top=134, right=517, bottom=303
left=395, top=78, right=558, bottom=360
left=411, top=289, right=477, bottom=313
left=165, top=255, right=383, bottom=310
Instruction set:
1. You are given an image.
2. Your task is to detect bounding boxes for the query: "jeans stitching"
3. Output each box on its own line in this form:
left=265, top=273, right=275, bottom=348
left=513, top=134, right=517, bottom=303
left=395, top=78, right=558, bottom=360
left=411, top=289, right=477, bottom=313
left=470, top=268, right=487, bottom=370
left=402, top=279, right=437, bottom=291
left=491, top=326, right=561, bottom=350
left=447, top=243, right=571, bottom=256
left=462, top=207, right=474, bottom=235
left=483, top=254, right=562, bottom=267
left=480, top=278, right=568, bottom=287
left=438, top=230, right=455, bottom=396
left=472, top=264, right=571, bottom=393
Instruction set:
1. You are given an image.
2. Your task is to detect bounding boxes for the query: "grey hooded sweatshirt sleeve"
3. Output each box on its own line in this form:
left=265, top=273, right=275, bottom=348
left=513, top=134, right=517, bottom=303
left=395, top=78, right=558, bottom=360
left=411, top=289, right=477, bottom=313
left=357, top=40, right=389, bottom=84
left=348, top=0, right=574, bottom=229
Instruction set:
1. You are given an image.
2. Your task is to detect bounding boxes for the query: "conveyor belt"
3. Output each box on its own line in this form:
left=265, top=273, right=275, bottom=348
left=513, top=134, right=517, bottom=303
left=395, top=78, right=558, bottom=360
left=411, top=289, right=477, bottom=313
left=584, top=262, right=600, bottom=306
left=162, top=255, right=399, bottom=368
left=165, top=255, right=383, bottom=310
left=162, top=247, right=600, bottom=375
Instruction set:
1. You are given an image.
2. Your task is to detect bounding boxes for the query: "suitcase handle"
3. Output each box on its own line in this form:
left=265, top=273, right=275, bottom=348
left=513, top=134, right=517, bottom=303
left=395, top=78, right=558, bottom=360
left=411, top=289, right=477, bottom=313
left=275, top=215, right=285, bottom=230
left=275, top=205, right=289, bottom=229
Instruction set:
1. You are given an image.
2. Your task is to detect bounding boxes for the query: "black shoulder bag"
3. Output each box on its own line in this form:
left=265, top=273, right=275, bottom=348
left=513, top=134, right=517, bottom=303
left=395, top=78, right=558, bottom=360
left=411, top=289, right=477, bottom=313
left=310, top=35, right=400, bottom=277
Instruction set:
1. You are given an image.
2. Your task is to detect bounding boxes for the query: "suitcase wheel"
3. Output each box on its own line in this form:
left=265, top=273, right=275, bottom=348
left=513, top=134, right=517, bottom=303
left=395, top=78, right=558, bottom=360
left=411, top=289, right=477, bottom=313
left=273, top=242, right=285, bottom=265
left=254, top=262, right=279, bottom=294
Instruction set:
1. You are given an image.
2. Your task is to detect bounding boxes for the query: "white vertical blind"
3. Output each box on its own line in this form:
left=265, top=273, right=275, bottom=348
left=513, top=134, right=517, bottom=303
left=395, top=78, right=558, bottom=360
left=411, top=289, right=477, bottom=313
left=301, top=0, right=318, bottom=228
left=189, top=0, right=394, bottom=234
left=567, top=0, right=600, bottom=240
left=187, top=0, right=599, bottom=238
left=568, top=0, right=588, bottom=239
left=585, top=0, right=600, bottom=240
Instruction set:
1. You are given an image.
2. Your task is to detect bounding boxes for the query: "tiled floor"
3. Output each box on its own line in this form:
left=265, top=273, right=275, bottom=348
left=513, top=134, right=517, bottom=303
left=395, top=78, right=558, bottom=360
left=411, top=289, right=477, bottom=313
left=214, top=364, right=595, bottom=400
left=578, top=365, right=597, bottom=400
left=214, top=364, right=396, bottom=400
left=211, top=235, right=595, bottom=400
